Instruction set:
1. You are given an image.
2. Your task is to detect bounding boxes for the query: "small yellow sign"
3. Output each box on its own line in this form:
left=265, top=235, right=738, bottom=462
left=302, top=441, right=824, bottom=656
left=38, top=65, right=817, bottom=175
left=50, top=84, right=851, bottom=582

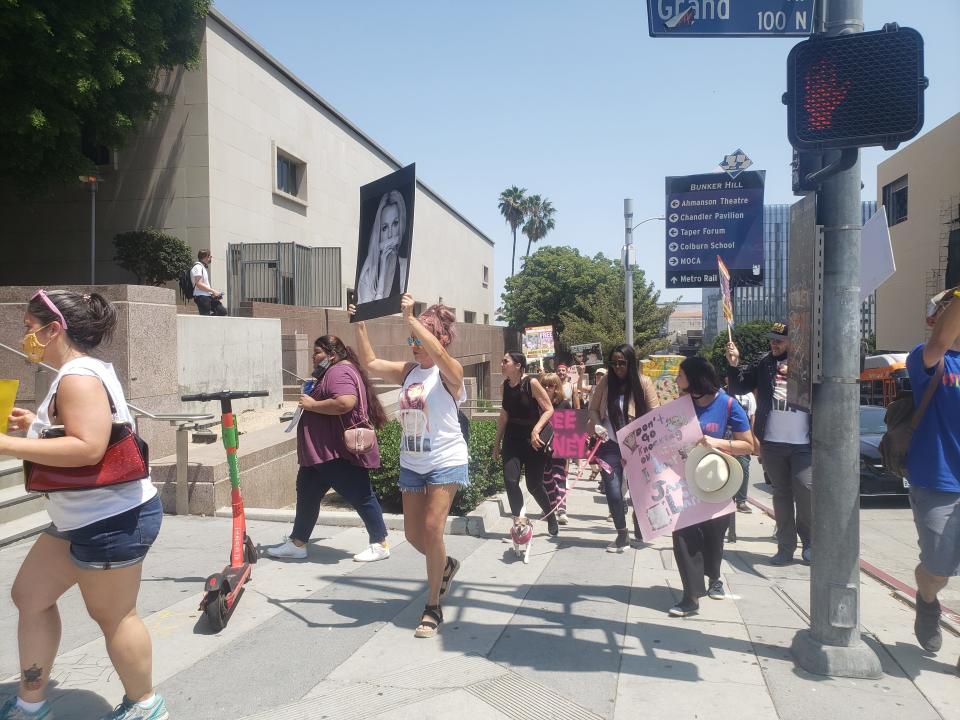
left=0, top=379, right=20, bottom=434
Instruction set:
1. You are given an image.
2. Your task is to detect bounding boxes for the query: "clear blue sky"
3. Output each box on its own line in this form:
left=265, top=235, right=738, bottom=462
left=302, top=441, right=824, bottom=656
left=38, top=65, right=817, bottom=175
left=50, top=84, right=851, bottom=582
left=214, top=0, right=959, bottom=309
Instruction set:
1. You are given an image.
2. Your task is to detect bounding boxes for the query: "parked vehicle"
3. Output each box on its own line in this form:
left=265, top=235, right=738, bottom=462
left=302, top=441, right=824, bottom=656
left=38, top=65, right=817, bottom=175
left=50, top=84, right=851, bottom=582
left=859, top=404, right=909, bottom=497
left=860, top=353, right=910, bottom=407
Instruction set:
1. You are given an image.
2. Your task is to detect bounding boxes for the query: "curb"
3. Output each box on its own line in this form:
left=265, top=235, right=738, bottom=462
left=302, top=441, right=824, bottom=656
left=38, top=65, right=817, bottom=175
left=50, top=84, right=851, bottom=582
left=746, top=496, right=960, bottom=637
left=217, top=495, right=505, bottom=539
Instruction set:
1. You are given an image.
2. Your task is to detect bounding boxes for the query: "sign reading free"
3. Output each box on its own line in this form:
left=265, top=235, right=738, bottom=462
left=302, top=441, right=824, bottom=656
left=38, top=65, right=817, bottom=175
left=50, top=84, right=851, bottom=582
left=647, top=1, right=814, bottom=38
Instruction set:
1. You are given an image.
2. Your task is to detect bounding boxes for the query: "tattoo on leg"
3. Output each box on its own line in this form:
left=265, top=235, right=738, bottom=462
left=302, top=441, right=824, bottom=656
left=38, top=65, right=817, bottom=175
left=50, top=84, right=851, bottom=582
left=22, top=663, right=43, bottom=690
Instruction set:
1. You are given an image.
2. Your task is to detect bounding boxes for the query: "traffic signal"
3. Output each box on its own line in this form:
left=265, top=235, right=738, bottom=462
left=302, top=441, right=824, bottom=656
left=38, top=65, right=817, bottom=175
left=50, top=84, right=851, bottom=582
left=784, top=24, right=928, bottom=151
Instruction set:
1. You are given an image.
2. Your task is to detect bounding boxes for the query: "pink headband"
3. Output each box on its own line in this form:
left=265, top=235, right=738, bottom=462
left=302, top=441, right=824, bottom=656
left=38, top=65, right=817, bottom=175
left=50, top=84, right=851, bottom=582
left=30, top=289, right=68, bottom=330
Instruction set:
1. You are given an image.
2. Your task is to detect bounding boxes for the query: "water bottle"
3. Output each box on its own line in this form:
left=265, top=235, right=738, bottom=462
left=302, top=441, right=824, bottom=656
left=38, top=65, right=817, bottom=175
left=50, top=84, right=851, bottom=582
left=302, top=380, right=315, bottom=396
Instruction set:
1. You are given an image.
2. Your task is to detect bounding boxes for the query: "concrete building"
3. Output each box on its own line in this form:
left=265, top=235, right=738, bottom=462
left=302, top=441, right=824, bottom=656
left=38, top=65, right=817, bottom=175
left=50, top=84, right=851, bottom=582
left=0, top=8, right=495, bottom=325
left=703, top=201, right=877, bottom=344
left=661, top=302, right=703, bottom=355
left=875, top=113, right=960, bottom=352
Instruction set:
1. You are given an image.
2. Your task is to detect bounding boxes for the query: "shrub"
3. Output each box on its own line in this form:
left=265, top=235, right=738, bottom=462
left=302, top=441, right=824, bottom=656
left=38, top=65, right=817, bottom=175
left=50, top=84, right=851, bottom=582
left=113, top=228, right=193, bottom=286
left=369, top=419, right=503, bottom=515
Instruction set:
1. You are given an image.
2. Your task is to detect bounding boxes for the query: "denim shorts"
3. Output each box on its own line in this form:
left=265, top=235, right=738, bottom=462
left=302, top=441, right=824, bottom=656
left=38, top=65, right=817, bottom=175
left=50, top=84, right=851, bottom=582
left=910, top=486, right=960, bottom=577
left=44, top=495, right=163, bottom=570
left=399, top=464, right=470, bottom=493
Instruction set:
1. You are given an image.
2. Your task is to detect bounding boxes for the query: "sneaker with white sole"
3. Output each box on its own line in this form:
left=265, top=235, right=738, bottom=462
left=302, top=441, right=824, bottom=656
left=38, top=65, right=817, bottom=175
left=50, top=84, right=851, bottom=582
left=353, top=542, right=390, bottom=562
left=0, top=697, right=54, bottom=720
left=265, top=537, right=307, bottom=559
left=557, top=511, right=569, bottom=526
left=707, top=579, right=726, bottom=600
left=99, top=694, right=168, bottom=720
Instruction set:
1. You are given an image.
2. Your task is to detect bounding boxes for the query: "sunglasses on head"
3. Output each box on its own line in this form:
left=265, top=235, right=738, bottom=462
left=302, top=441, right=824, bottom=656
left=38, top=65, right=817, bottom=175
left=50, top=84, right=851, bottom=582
left=407, top=336, right=423, bottom=347
left=30, top=289, right=68, bottom=330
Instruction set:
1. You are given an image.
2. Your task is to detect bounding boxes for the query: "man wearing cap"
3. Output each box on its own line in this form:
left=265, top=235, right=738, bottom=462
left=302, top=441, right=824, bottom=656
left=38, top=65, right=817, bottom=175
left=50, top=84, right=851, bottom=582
left=905, top=288, right=960, bottom=662
left=726, top=323, right=813, bottom=565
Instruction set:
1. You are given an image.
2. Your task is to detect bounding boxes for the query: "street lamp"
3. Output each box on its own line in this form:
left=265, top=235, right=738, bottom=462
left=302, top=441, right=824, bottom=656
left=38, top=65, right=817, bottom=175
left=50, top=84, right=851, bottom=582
left=79, top=175, right=101, bottom=285
left=623, top=199, right=665, bottom=347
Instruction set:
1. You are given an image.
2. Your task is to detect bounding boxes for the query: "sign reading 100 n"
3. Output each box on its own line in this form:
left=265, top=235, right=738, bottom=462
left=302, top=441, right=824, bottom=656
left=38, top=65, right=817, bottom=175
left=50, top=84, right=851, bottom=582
left=647, top=1, right=814, bottom=38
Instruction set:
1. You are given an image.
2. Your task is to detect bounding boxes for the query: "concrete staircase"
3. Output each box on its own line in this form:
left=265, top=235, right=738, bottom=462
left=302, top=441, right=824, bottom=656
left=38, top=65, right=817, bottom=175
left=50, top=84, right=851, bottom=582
left=0, top=457, right=51, bottom=547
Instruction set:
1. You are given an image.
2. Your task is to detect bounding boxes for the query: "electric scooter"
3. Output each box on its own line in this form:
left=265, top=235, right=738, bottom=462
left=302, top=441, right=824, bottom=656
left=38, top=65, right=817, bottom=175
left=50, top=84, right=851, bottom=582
left=181, top=390, right=269, bottom=631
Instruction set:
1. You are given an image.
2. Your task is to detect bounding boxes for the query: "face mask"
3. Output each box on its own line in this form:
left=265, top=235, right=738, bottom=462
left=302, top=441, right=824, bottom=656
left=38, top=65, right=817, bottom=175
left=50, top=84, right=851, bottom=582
left=21, top=323, right=53, bottom=363
left=312, top=357, right=331, bottom=380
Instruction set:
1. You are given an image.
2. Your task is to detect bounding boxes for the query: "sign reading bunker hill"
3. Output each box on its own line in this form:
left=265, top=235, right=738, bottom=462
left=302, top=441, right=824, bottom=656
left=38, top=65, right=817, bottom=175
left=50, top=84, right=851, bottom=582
left=665, top=170, right=765, bottom=289
left=647, top=1, right=815, bottom=38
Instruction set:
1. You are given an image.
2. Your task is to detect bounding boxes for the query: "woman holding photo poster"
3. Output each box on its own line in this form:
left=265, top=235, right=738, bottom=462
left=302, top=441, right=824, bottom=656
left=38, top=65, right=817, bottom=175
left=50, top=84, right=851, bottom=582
left=668, top=357, right=754, bottom=617
left=357, top=190, right=409, bottom=304
left=352, top=293, right=468, bottom=639
left=588, top=345, right=660, bottom=553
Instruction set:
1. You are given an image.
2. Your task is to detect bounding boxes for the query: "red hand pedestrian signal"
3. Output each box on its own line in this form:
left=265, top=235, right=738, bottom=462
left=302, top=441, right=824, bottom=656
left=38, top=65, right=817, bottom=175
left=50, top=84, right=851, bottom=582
left=802, top=58, right=851, bottom=131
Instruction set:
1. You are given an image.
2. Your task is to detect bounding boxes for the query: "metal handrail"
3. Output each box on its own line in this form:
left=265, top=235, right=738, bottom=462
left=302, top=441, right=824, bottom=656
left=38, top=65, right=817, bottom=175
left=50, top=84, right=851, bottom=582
left=282, top=367, right=309, bottom=383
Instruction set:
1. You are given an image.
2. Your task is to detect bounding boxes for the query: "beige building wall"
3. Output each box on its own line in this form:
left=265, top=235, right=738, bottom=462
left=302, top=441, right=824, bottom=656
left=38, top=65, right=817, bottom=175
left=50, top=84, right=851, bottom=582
left=203, top=12, right=495, bottom=320
left=876, top=113, right=960, bottom=352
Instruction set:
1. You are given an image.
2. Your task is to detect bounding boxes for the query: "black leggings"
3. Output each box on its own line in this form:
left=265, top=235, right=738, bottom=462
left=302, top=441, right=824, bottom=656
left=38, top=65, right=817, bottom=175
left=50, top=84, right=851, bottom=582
left=502, top=435, right=552, bottom=517
left=672, top=515, right=730, bottom=603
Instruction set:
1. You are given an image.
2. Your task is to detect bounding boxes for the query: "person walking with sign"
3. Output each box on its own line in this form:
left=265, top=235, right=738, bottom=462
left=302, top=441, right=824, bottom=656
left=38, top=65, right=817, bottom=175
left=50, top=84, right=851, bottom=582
left=726, top=323, right=813, bottom=565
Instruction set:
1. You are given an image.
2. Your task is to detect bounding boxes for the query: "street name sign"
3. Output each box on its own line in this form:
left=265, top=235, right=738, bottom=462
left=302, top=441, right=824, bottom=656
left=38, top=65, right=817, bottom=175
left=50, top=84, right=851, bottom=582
left=647, top=0, right=814, bottom=37
left=664, top=170, right=765, bottom=289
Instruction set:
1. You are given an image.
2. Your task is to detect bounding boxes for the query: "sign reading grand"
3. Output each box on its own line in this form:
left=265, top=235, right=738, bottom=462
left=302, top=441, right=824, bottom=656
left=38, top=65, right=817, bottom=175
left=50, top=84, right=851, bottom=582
left=647, top=1, right=814, bottom=37
left=664, top=170, right=765, bottom=289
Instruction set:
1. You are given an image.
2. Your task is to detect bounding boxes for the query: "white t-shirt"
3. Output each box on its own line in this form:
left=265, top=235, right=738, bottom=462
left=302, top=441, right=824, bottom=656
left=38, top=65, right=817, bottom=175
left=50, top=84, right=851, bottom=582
left=398, top=364, right=468, bottom=473
left=190, top=261, right=211, bottom=297
left=764, top=358, right=811, bottom=444
left=28, top=356, right=156, bottom=531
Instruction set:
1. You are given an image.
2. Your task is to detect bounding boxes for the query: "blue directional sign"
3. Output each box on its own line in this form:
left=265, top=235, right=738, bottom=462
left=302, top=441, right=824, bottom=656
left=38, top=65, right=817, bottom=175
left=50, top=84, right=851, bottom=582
left=664, top=170, right=765, bottom=289
left=647, top=1, right=814, bottom=37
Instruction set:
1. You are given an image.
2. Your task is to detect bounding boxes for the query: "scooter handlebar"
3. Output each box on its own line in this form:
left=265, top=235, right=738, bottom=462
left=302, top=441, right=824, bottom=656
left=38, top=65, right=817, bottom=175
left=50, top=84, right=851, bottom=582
left=181, top=390, right=270, bottom=402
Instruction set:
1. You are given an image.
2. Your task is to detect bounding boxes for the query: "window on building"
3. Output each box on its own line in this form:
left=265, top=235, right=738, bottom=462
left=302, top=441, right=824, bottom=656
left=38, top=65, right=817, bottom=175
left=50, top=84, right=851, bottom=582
left=413, top=301, right=427, bottom=316
left=881, top=175, right=908, bottom=226
left=464, top=311, right=477, bottom=323
left=482, top=265, right=489, bottom=287
left=273, top=143, right=308, bottom=204
left=484, top=313, right=489, bottom=325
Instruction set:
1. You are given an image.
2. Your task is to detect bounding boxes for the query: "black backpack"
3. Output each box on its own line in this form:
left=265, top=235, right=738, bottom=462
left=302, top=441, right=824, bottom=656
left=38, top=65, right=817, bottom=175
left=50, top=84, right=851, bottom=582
left=880, top=360, right=942, bottom=478
left=178, top=265, right=196, bottom=300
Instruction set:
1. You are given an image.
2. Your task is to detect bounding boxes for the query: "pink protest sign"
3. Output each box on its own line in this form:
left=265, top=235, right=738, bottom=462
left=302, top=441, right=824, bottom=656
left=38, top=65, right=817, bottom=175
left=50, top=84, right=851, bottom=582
left=617, top=395, right=734, bottom=541
left=550, top=409, right=591, bottom=459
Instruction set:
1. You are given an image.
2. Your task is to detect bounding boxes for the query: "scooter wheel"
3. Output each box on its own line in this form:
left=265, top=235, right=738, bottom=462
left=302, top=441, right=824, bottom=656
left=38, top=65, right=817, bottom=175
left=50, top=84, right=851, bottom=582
left=244, top=534, right=258, bottom=564
left=205, top=591, right=228, bottom=632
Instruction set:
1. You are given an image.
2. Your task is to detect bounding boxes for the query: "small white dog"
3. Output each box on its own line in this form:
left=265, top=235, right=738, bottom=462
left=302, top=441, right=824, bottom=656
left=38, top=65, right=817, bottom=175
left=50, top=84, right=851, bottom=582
left=510, top=516, right=534, bottom=564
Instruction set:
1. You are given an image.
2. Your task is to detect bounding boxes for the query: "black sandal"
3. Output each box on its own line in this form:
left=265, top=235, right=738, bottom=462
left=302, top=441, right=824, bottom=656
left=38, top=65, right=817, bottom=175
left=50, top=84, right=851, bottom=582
left=414, top=604, right=443, bottom=638
left=439, top=556, right=460, bottom=599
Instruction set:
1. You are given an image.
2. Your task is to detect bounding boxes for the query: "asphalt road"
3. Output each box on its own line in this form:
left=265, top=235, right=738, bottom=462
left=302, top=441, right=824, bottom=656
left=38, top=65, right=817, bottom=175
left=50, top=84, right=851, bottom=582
left=747, top=462, right=960, bottom=613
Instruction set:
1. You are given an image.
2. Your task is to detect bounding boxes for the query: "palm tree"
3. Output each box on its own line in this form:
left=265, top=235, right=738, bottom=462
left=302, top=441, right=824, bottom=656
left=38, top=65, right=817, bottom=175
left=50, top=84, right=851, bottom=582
left=521, top=195, right=556, bottom=258
left=498, top=186, right=527, bottom=277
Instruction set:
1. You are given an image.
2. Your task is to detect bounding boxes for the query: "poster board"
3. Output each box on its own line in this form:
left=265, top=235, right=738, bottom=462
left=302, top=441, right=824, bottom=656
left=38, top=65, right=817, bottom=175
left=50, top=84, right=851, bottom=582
left=550, top=409, right=591, bottom=459
left=0, top=380, right=18, bottom=434
left=351, top=164, right=416, bottom=322
left=569, top=342, right=603, bottom=367
left=617, top=395, right=734, bottom=541
left=640, top=355, right=683, bottom=404
left=522, top=325, right=555, bottom=360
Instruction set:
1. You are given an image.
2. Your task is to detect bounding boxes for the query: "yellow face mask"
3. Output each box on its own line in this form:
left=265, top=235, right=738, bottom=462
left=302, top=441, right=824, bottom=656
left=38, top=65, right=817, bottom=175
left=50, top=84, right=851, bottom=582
left=21, top=323, right=53, bottom=363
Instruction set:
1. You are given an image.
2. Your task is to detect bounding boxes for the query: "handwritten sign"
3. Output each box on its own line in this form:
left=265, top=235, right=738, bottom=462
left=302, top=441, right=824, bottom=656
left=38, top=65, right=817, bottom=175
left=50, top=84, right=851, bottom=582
left=550, top=409, right=591, bottom=459
left=641, top=355, right=683, bottom=404
left=617, top=395, right=734, bottom=541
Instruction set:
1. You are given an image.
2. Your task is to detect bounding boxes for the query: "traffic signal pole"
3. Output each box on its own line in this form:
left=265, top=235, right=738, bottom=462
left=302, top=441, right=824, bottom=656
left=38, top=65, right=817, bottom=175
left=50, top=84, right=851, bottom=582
left=791, top=0, right=882, bottom=679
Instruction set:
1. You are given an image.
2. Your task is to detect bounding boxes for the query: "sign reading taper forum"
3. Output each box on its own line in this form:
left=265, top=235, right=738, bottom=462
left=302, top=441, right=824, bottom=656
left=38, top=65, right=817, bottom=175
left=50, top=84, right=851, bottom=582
left=664, top=170, right=765, bottom=289
left=646, top=0, right=814, bottom=38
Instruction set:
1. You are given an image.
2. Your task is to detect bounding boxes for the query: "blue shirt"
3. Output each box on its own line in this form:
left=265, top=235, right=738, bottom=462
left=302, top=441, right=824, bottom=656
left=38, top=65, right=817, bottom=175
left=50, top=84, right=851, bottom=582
left=906, top=345, right=960, bottom=493
left=694, top=390, right=750, bottom=439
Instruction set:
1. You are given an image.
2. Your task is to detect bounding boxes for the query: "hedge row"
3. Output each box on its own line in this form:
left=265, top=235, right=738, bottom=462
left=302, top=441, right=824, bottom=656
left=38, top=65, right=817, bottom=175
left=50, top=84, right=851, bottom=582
left=369, top=419, right=504, bottom=515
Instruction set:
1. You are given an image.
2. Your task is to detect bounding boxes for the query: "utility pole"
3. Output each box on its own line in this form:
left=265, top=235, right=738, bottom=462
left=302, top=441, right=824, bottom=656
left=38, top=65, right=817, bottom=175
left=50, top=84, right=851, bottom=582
left=791, top=0, right=882, bottom=679
left=623, top=199, right=635, bottom=347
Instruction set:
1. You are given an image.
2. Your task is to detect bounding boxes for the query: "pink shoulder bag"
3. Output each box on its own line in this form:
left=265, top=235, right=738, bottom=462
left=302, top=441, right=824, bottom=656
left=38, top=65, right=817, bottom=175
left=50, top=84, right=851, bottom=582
left=339, top=367, right=377, bottom=455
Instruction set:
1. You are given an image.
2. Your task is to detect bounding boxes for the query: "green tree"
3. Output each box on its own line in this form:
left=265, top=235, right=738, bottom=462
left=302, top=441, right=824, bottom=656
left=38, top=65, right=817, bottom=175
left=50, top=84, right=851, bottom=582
left=521, top=195, right=556, bottom=257
left=0, top=1, right=210, bottom=194
left=498, top=185, right=527, bottom=278
left=703, top=320, right=775, bottom=379
left=113, top=228, right=193, bottom=286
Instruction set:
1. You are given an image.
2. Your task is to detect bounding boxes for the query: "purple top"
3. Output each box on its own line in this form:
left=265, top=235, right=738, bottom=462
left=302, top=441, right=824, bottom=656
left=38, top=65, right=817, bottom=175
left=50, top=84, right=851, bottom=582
left=297, top=361, right=381, bottom=469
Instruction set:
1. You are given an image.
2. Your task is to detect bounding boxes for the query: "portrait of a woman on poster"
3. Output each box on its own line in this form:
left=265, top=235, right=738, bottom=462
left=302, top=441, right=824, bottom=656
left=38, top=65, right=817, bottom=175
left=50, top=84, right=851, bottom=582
left=357, top=190, right=408, bottom=304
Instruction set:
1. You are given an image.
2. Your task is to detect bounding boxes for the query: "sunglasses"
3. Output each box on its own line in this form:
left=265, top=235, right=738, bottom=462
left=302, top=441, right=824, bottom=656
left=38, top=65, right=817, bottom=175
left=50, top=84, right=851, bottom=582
left=611, top=360, right=628, bottom=367
left=406, top=336, right=423, bottom=347
left=30, top=289, right=68, bottom=330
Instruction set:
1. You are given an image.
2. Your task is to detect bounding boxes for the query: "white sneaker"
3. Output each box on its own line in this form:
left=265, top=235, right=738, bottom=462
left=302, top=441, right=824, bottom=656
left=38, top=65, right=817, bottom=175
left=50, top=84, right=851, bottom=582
left=265, top=538, right=307, bottom=559
left=557, top=512, right=569, bottom=526
left=353, top=542, right=390, bottom=562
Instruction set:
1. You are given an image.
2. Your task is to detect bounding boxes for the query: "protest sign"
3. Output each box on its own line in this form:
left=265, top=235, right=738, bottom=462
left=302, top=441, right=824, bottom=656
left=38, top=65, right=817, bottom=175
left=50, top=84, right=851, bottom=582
left=569, top=342, right=603, bottom=366
left=522, top=325, right=555, bottom=360
left=549, top=409, right=591, bottom=459
left=640, top=355, right=683, bottom=404
left=0, top=380, right=18, bottom=435
left=718, top=255, right=733, bottom=340
left=617, top=395, right=734, bottom=541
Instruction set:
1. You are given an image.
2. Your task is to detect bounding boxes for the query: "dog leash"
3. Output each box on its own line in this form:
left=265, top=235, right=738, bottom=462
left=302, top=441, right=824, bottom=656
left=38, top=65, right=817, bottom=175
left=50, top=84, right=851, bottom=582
left=531, top=439, right=613, bottom=525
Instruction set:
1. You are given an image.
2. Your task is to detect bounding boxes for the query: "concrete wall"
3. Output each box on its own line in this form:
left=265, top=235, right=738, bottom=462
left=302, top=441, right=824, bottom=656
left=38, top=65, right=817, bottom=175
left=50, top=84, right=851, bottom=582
left=203, top=12, right=495, bottom=321
left=876, top=113, right=960, bottom=351
left=0, top=285, right=182, bottom=458
left=177, top=315, right=283, bottom=411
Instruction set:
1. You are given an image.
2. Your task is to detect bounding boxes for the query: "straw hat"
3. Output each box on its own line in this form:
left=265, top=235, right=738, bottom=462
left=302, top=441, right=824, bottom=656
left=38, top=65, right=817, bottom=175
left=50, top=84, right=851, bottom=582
left=684, top=445, right=743, bottom=504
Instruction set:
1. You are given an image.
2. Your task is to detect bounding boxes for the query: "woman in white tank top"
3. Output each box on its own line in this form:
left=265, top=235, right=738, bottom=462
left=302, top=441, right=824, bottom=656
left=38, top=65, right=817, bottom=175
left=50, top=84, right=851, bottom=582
left=353, top=293, right=468, bottom=640
left=0, top=289, right=168, bottom=720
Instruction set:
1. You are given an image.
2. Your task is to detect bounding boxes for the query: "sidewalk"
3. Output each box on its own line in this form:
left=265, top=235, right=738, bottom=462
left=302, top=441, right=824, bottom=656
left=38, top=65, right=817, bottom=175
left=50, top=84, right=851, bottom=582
left=0, top=477, right=957, bottom=720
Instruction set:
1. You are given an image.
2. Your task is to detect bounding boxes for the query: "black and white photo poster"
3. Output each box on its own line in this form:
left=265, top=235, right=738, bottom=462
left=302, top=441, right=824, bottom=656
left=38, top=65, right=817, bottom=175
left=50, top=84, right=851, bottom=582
left=351, top=164, right=416, bottom=322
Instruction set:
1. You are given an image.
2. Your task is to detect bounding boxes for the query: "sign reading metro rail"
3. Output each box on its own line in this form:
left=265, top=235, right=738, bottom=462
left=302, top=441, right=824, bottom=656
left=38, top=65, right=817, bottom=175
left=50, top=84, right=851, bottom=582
left=664, top=170, right=765, bottom=289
